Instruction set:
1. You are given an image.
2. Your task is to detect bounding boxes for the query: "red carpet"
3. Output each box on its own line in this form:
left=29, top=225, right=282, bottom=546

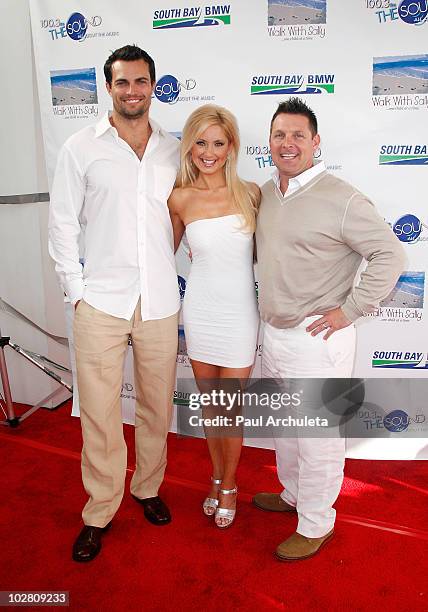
left=0, top=401, right=427, bottom=611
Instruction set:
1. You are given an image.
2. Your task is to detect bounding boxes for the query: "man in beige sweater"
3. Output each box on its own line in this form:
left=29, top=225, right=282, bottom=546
left=254, top=98, right=406, bottom=561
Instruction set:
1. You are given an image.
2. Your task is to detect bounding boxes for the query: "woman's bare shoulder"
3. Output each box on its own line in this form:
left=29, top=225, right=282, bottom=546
left=168, top=186, right=194, bottom=211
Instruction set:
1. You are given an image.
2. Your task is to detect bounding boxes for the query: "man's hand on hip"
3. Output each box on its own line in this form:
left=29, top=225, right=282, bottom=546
left=306, top=307, right=352, bottom=340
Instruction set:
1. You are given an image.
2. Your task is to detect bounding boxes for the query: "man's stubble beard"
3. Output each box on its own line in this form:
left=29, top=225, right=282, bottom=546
left=114, top=100, right=150, bottom=120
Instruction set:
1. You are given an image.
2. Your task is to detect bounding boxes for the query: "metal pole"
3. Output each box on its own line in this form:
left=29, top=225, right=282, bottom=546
left=8, top=342, right=73, bottom=393
left=0, top=331, right=72, bottom=427
left=0, top=338, right=16, bottom=424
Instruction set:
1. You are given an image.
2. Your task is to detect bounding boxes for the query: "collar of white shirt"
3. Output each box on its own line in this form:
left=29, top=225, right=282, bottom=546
left=272, top=160, right=326, bottom=199
left=94, top=111, right=163, bottom=139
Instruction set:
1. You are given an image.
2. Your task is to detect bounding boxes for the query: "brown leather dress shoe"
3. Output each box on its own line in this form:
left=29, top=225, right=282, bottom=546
left=275, top=529, right=334, bottom=561
left=132, top=495, right=171, bottom=525
left=72, top=522, right=112, bottom=563
left=253, top=492, right=297, bottom=513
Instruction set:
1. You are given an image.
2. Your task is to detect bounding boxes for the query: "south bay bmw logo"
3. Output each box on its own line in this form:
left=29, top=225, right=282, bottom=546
left=379, top=144, right=428, bottom=165
left=152, top=4, right=231, bottom=29
left=251, top=73, right=335, bottom=96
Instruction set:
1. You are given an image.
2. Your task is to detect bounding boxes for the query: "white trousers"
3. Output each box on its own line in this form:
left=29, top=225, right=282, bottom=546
left=262, top=317, right=356, bottom=537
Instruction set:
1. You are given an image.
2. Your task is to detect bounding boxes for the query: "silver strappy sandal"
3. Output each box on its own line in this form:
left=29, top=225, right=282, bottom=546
left=203, top=477, right=222, bottom=516
left=215, top=486, right=238, bottom=528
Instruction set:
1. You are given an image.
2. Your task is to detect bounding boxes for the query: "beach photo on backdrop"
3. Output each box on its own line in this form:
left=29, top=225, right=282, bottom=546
left=373, top=55, right=428, bottom=96
left=268, top=0, right=326, bottom=25
left=50, top=68, right=98, bottom=106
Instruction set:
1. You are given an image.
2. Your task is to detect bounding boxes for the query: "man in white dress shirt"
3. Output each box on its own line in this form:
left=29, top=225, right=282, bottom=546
left=49, top=45, right=180, bottom=562
left=254, top=98, right=405, bottom=561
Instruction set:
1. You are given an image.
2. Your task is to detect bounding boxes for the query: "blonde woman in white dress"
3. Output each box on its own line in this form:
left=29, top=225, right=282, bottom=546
left=168, top=105, right=260, bottom=528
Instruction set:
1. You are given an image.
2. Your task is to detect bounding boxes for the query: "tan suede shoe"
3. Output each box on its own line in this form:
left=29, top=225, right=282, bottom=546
left=253, top=492, right=297, bottom=513
left=275, top=529, right=334, bottom=561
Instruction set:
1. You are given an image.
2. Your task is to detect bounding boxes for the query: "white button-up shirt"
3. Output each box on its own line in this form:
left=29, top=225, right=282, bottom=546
left=272, top=160, right=326, bottom=201
left=48, top=112, right=180, bottom=320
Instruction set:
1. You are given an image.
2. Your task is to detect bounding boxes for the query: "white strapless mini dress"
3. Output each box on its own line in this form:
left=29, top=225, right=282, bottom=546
left=182, top=214, right=259, bottom=368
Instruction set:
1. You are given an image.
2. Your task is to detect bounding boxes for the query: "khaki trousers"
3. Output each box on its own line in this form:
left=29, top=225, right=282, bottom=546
left=73, top=299, right=178, bottom=527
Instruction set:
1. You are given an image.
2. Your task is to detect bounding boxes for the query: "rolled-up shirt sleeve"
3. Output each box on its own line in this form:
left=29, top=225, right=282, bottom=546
left=48, top=144, right=85, bottom=305
left=341, top=193, right=407, bottom=321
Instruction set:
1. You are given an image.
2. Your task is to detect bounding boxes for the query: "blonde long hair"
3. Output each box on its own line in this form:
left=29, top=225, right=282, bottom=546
left=177, top=104, right=258, bottom=232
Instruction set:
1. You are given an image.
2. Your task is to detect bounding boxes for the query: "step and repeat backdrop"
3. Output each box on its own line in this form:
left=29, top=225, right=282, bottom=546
left=30, top=0, right=427, bottom=458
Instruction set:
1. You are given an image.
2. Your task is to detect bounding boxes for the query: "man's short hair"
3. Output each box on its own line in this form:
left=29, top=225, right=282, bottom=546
left=270, top=97, right=318, bottom=136
left=104, top=45, right=156, bottom=85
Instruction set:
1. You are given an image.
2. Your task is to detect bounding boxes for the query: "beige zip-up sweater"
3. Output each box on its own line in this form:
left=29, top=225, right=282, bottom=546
left=256, top=171, right=406, bottom=328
